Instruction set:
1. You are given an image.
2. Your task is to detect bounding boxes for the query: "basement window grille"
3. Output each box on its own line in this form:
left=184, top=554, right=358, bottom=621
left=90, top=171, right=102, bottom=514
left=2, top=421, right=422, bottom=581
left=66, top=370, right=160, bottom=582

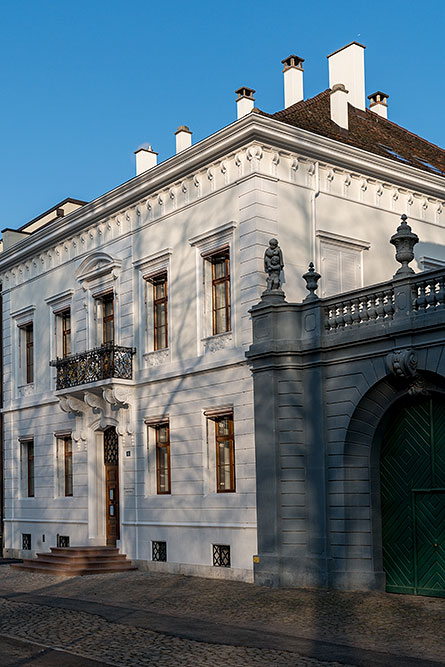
left=213, top=544, right=230, bottom=567
left=22, top=534, right=31, bottom=550
left=152, top=541, right=167, bottom=562
left=57, top=535, right=70, bottom=548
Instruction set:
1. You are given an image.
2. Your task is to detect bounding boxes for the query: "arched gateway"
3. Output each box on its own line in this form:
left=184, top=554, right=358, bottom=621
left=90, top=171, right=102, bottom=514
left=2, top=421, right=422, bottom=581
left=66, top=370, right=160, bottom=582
left=380, top=396, right=445, bottom=597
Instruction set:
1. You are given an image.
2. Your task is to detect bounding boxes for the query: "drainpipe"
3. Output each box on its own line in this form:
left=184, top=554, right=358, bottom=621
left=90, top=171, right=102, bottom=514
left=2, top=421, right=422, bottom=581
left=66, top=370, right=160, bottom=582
left=310, top=162, right=320, bottom=262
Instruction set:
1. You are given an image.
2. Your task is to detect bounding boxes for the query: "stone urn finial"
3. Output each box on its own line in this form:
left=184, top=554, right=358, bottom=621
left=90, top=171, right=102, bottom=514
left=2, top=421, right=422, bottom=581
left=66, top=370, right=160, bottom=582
left=303, top=262, right=321, bottom=302
left=390, top=214, right=419, bottom=277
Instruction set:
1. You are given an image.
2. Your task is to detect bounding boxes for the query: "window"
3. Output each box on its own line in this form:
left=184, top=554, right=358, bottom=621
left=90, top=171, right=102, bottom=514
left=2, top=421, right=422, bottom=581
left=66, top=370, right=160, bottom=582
left=151, top=273, right=168, bottom=350
left=213, top=544, right=230, bottom=567
left=188, top=221, right=236, bottom=347
left=56, top=435, right=73, bottom=496
left=421, top=256, right=445, bottom=271
left=57, top=535, right=70, bottom=547
left=210, top=251, right=231, bottom=334
left=215, top=414, right=235, bottom=492
left=95, top=292, right=114, bottom=345
left=21, top=439, right=34, bottom=497
left=156, top=423, right=170, bottom=494
left=22, top=534, right=32, bottom=550
left=320, top=242, right=362, bottom=297
left=152, top=540, right=167, bottom=561
left=55, top=309, right=71, bottom=358
left=19, top=323, right=34, bottom=384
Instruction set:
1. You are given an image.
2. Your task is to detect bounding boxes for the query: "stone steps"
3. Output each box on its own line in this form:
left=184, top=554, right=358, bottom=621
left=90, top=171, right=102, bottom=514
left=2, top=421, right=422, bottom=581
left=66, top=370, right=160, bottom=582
left=10, top=546, right=137, bottom=576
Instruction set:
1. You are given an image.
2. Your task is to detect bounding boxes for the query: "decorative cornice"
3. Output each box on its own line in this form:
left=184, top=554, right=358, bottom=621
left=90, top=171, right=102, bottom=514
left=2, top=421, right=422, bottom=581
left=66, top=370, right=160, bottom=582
left=0, top=113, right=444, bottom=279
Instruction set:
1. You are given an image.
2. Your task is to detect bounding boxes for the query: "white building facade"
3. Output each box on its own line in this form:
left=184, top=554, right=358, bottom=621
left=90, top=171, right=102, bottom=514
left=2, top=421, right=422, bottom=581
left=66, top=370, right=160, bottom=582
left=1, top=43, right=445, bottom=583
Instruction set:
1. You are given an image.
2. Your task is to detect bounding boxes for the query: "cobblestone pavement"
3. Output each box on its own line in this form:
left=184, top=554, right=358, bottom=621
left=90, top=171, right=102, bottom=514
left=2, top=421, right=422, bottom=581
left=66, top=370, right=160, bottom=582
left=0, top=566, right=443, bottom=666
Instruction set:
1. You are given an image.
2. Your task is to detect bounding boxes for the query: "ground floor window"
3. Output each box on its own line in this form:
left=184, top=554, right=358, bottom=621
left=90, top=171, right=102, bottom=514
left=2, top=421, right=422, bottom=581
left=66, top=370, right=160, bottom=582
left=213, top=544, right=230, bottom=567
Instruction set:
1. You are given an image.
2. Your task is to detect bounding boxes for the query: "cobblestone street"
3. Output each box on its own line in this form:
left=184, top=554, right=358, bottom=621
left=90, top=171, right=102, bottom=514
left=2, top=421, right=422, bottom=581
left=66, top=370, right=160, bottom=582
left=0, top=564, right=443, bottom=666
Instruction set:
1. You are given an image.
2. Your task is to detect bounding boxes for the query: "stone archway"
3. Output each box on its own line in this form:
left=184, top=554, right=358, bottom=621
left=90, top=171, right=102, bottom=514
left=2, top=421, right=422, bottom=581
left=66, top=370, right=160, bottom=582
left=380, top=395, right=445, bottom=597
left=342, top=372, right=445, bottom=594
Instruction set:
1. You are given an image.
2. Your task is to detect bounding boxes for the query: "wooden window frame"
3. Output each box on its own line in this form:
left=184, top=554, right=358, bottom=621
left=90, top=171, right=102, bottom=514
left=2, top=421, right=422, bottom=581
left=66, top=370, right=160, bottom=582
left=26, top=440, right=34, bottom=498
left=22, top=323, right=34, bottom=384
left=155, top=423, right=171, bottom=495
left=151, top=273, right=168, bottom=351
left=102, top=292, right=114, bottom=345
left=61, top=309, right=71, bottom=358
left=210, top=251, right=231, bottom=335
left=215, top=414, right=235, bottom=493
left=63, top=436, right=73, bottom=497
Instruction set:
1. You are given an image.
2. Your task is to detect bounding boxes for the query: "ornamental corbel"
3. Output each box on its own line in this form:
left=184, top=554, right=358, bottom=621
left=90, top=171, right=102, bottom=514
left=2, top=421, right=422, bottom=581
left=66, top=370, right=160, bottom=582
left=84, top=391, right=106, bottom=414
left=103, top=386, right=129, bottom=408
left=386, top=348, right=418, bottom=379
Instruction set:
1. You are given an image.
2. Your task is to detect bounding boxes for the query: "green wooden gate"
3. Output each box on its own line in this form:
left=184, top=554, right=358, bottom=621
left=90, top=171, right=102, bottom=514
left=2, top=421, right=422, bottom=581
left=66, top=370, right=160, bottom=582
left=381, top=397, right=445, bottom=597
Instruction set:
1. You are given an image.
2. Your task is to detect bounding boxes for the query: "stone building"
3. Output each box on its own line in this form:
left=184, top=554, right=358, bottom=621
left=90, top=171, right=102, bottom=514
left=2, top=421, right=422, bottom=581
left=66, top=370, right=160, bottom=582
left=0, top=42, right=444, bottom=593
left=249, top=219, right=445, bottom=596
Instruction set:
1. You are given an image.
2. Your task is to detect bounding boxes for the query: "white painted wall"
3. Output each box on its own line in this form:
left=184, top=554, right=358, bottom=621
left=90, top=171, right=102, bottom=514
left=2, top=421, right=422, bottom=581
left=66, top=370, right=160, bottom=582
left=2, top=119, right=445, bottom=578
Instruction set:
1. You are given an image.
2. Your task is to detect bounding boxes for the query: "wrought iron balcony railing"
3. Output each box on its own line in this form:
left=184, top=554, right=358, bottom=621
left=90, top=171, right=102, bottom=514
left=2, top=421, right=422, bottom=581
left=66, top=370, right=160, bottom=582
left=50, top=343, right=136, bottom=390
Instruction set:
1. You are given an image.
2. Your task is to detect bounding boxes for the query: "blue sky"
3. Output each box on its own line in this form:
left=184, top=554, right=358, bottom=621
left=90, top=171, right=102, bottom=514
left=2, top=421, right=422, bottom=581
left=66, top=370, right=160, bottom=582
left=1, top=0, right=444, bottom=229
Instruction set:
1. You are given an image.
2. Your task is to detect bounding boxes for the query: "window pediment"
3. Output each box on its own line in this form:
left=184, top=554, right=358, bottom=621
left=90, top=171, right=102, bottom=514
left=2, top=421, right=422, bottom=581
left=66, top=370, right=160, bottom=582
left=75, top=252, right=122, bottom=289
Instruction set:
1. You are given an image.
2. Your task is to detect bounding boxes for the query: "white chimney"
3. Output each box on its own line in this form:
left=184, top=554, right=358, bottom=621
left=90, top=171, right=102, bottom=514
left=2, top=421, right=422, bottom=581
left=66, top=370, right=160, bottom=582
left=282, top=54, right=304, bottom=107
left=368, top=91, right=389, bottom=119
left=175, top=125, right=192, bottom=153
left=327, top=41, right=366, bottom=110
left=330, top=84, right=349, bottom=130
left=235, top=87, right=255, bottom=118
left=134, top=145, right=157, bottom=175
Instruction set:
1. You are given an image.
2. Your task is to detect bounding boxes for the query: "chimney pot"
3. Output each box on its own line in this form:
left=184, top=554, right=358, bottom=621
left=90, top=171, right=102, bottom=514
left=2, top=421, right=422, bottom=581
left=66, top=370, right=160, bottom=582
left=235, top=87, right=255, bottom=118
left=368, top=90, right=389, bottom=119
left=134, top=145, right=158, bottom=175
left=175, top=125, right=192, bottom=153
left=281, top=54, right=304, bottom=108
left=327, top=41, right=366, bottom=111
left=330, top=83, right=349, bottom=130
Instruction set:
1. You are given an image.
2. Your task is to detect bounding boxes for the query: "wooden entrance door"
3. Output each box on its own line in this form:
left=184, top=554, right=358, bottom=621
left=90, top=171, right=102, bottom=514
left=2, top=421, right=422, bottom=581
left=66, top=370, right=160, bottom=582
left=104, top=426, right=120, bottom=546
left=381, top=397, right=445, bottom=597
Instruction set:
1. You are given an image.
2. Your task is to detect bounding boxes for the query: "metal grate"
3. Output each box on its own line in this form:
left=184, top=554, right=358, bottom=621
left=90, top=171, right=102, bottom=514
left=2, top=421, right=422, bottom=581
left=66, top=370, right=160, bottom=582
left=213, top=544, right=230, bottom=567
left=22, top=534, right=31, bottom=550
left=104, top=427, right=119, bottom=465
left=152, top=541, right=167, bottom=562
left=57, top=535, right=70, bottom=548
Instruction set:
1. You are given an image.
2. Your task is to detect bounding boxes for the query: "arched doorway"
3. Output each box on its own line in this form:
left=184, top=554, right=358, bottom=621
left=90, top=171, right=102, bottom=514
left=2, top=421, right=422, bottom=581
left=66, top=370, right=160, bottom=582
left=381, top=396, right=445, bottom=597
left=104, top=426, right=120, bottom=546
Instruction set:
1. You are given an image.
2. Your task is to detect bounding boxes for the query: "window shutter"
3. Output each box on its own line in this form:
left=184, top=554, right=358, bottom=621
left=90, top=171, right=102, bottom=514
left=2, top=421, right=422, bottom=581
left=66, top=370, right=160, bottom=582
left=320, top=243, right=341, bottom=297
left=341, top=248, right=361, bottom=293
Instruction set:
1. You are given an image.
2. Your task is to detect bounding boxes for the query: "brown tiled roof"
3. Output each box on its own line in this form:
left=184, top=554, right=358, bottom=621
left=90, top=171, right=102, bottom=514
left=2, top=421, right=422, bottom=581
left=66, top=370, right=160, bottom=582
left=263, top=90, right=445, bottom=177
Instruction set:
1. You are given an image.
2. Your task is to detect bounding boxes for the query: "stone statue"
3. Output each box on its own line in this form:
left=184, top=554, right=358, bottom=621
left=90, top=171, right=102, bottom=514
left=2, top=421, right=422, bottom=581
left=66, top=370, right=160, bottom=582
left=264, top=238, right=284, bottom=291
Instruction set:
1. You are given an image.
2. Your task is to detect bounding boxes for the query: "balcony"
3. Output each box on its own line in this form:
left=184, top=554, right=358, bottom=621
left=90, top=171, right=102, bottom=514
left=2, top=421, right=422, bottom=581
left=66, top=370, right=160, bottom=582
left=50, top=343, right=136, bottom=390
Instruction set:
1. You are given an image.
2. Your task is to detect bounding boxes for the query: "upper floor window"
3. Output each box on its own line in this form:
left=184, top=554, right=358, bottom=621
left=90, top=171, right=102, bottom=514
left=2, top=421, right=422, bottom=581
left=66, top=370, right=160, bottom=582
left=210, top=250, right=230, bottom=335
left=95, top=292, right=114, bottom=345
left=317, top=231, right=369, bottom=298
left=55, top=309, right=71, bottom=358
left=19, top=323, right=34, bottom=384
left=151, top=273, right=168, bottom=350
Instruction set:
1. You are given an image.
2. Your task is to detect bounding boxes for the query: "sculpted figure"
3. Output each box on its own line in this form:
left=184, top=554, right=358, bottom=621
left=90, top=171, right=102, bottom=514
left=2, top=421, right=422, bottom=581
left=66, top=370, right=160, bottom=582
left=264, top=238, right=284, bottom=290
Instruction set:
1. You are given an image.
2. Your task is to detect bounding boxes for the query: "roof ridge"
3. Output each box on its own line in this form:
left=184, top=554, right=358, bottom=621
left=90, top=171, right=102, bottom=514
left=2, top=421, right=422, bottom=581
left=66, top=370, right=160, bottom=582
left=271, top=89, right=331, bottom=118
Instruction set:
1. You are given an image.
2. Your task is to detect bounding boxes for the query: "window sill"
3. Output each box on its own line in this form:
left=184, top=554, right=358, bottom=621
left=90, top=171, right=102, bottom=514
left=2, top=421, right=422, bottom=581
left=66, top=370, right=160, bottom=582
left=202, top=332, right=233, bottom=353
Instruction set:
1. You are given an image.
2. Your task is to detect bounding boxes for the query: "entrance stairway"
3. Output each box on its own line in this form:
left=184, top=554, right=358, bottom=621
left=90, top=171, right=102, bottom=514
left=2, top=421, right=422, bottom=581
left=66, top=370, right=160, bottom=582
left=10, top=546, right=137, bottom=575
